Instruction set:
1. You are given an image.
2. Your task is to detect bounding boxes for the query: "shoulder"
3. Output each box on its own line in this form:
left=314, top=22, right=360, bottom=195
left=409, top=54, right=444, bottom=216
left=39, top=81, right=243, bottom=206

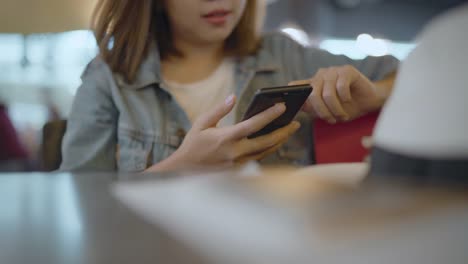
left=259, top=32, right=308, bottom=54
left=73, top=55, right=120, bottom=105
left=81, top=55, right=115, bottom=82
left=76, top=55, right=127, bottom=100
left=257, top=32, right=331, bottom=66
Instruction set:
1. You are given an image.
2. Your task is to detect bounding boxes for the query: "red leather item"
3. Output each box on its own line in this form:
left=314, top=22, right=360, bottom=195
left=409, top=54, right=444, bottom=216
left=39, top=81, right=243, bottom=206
left=314, top=111, right=380, bottom=164
left=0, top=105, right=28, bottom=161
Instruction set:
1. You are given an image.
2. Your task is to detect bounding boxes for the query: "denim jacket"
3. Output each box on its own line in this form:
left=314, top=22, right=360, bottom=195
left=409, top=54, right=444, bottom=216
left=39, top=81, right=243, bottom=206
left=60, top=33, right=398, bottom=172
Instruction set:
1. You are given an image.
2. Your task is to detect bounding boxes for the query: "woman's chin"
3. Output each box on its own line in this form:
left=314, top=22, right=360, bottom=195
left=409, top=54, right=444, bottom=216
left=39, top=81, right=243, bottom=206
left=201, top=29, right=235, bottom=43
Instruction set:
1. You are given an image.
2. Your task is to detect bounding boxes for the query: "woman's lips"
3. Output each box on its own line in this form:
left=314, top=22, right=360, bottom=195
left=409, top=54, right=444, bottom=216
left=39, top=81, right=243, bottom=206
left=202, top=10, right=232, bottom=26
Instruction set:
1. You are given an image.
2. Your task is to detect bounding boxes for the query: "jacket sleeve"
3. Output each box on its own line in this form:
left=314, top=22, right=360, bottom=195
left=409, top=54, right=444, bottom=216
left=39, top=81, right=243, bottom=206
left=59, top=58, right=118, bottom=172
left=263, top=33, right=400, bottom=82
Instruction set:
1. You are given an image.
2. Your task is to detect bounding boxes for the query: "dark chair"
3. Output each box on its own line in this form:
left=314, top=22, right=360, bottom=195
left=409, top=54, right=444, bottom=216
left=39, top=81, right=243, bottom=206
left=41, top=120, right=67, bottom=171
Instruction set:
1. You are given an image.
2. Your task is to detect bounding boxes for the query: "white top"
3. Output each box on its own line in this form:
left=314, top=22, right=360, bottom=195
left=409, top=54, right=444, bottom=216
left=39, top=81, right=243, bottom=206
left=163, top=58, right=236, bottom=127
left=373, top=5, right=468, bottom=159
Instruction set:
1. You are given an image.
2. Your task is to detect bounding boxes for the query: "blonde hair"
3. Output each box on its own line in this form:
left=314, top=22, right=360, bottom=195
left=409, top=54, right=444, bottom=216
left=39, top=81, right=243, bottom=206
left=92, top=0, right=262, bottom=83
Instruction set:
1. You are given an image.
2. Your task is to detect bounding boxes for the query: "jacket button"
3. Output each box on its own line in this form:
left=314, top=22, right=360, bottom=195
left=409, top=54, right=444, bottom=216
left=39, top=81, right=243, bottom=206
left=278, top=147, right=288, bottom=158
left=176, top=129, right=186, bottom=138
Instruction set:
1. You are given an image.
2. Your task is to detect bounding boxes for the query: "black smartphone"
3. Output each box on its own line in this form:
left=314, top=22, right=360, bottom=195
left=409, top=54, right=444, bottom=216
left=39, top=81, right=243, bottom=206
left=242, top=84, right=312, bottom=138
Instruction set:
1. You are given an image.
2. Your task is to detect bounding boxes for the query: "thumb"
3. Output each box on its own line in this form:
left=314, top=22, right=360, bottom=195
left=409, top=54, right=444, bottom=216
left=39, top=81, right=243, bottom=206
left=300, top=100, right=317, bottom=118
left=193, top=94, right=236, bottom=130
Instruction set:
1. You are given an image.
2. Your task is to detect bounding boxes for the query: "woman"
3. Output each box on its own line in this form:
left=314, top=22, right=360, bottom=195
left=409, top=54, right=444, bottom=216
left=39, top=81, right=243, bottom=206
left=60, top=0, right=398, bottom=172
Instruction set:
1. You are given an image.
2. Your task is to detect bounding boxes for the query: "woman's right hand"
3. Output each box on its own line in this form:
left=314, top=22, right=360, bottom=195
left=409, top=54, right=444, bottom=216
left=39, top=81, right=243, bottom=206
left=146, top=95, right=301, bottom=172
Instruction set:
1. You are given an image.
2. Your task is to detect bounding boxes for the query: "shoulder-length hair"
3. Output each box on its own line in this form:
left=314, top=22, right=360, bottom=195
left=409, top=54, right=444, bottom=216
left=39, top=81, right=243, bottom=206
left=92, top=0, right=261, bottom=83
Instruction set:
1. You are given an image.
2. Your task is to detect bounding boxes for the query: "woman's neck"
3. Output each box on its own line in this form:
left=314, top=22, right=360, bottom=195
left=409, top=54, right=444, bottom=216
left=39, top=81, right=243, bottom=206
left=162, top=39, right=226, bottom=84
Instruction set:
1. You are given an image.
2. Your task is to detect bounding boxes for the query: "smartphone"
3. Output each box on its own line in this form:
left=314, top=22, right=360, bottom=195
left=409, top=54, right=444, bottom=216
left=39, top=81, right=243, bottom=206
left=242, top=84, right=312, bottom=138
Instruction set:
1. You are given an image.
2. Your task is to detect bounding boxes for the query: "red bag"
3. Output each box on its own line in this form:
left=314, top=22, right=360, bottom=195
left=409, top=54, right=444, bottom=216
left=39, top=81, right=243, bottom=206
left=314, top=111, right=380, bottom=164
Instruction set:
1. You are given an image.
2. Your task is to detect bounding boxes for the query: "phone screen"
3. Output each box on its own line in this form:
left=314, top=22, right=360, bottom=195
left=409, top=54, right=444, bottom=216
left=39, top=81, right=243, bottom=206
left=242, top=84, right=312, bottom=138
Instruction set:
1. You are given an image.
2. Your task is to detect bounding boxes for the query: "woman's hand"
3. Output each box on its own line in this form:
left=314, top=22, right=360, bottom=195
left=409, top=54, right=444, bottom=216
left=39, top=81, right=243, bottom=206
left=291, top=65, right=392, bottom=124
left=146, top=95, right=301, bottom=172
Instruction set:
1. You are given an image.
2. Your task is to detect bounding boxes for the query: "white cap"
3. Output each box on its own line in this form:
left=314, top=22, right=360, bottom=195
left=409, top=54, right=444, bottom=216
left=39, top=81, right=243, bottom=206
left=373, top=4, right=468, bottom=160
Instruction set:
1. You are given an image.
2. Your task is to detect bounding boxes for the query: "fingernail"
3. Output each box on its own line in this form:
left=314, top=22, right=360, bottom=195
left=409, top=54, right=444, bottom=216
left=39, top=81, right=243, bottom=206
left=293, top=121, right=301, bottom=129
left=275, top=103, right=286, bottom=113
left=225, top=94, right=234, bottom=105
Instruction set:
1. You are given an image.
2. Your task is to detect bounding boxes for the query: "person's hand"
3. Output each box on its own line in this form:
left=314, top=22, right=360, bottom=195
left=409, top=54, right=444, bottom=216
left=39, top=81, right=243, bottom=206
left=290, top=65, right=384, bottom=124
left=147, top=95, right=301, bottom=171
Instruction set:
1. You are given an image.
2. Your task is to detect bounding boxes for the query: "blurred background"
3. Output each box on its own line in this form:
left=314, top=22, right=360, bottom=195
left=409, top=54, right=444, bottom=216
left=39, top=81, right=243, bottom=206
left=0, top=0, right=466, bottom=171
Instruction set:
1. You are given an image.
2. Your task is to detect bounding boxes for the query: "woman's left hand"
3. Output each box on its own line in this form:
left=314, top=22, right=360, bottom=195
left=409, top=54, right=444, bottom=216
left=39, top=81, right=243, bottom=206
left=290, top=65, right=386, bottom=124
